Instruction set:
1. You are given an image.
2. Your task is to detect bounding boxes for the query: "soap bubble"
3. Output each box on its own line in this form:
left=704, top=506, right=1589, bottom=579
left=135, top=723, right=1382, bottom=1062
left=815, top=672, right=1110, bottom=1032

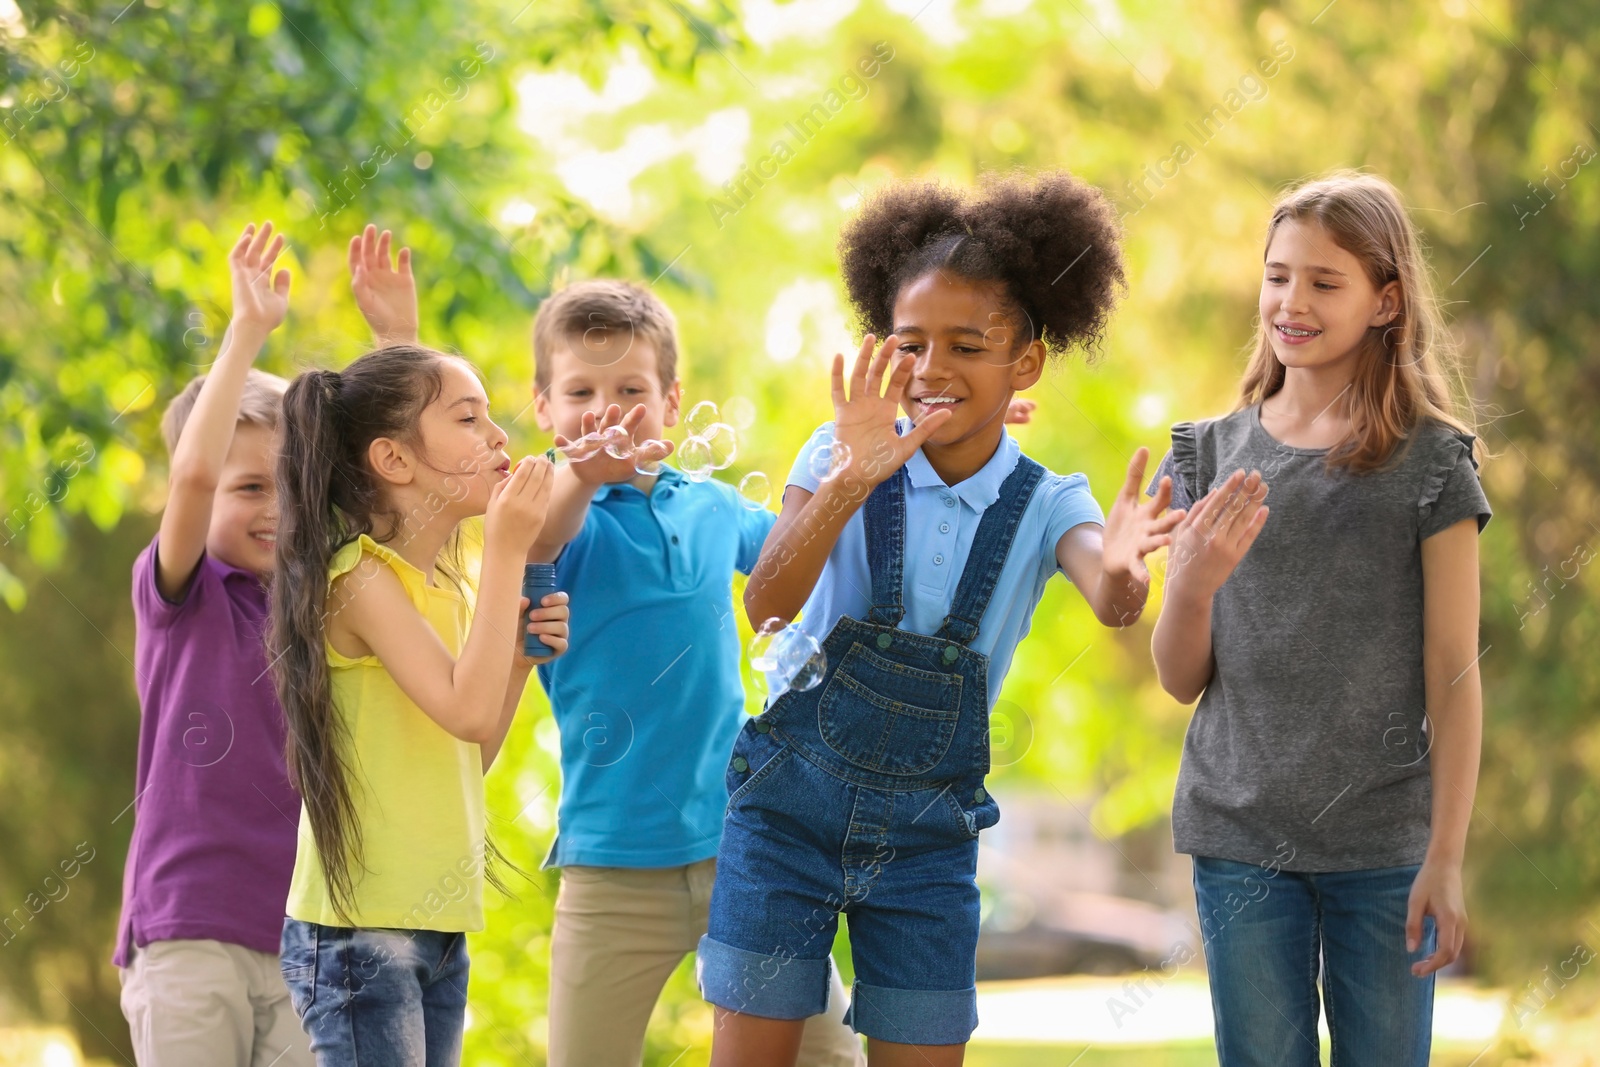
left=701, top=422, right=738, bottom=470
left=806, top=441, right=852, bottom=483
left=634, top=441, right=667, bottom=477
left=748, top=618, right=827, bottom=695
left=737, top=471, right=772, bottom=511
left=686, top=400, right=721, bottom=437
left=599, top=425, right=635, bottom=460
left=561, top=433, right=604, bottom=462
left=677, top=435, right=715, bottom=482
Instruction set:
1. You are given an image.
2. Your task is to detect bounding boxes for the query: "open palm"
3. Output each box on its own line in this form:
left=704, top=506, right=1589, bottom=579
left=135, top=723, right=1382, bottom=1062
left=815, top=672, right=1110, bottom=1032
left=831, top=333, right=951, bottom=487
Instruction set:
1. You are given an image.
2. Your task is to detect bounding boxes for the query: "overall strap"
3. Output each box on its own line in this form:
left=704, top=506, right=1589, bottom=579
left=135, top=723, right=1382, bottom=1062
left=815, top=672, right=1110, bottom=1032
left=937, top=456, right=1046, bottom=645
left=861, top=467, right=907, bottom=627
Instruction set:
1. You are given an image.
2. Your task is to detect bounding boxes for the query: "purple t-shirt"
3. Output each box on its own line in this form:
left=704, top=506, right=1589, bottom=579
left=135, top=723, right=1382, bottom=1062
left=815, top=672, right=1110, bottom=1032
left=113, top=537, right=300, bottom=965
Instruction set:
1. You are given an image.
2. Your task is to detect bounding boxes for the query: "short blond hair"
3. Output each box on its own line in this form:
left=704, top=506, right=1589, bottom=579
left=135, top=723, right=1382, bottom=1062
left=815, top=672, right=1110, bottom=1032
left=161, top=368, right=289, bottom=456
left=533, top=280, right=679, bottom=392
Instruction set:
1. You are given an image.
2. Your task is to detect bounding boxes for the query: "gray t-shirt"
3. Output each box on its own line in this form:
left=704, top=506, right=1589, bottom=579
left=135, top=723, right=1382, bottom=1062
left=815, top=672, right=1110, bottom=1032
left=1146, top=404, right=1491, bottom=872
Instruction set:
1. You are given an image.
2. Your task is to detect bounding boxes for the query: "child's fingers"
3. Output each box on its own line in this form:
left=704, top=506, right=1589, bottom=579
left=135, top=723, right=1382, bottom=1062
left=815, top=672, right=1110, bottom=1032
left=600, top=403, right=624, bottom=430
left=397, top=246, right=412, bottom=276
left=361, top=223, right=378, bottom=267
left=1232, top=504, right=1269, bottom=554
left=347, top=234, right=363, bottom=277
left=273, top=269, right=291, bottom=298
left=849, top=334, right=876, bottom=401
left=865, top=334, right=897, bottom=395
left=248, top=220, right=276, bottom=265
left=538, top=590, right=570, bottom=611
left=233, top=223, right=257, bottom=260
left=619, top=403, right=647, bottom=437
left=1120, top=447, right=1150, bottom=498
left=830, top=352, right=848, bottom=409
left=377, top=229, right=392, bottom=267
left=1145, top=475, right=1174, bottom=515
left=258, top=233, right=286, bottom=274
left=903, top=403, right=952, bottom=448
left=883, top=347, right=916, bottom=402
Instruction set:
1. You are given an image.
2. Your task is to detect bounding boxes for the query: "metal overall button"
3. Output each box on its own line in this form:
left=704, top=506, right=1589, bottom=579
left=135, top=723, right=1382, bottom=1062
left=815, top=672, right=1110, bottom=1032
left=942, top=645, right=960, bottom=664
left=876, top=632, right=893, bottom=650
left=974, top=786, right=987, bottom=802
left=731, top=756, right=749, bottom=773
left=754, top=718, right=771, bottom=734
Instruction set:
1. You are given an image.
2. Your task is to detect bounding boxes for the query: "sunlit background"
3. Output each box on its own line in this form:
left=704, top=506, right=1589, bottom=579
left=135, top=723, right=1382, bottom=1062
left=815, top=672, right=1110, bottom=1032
left=2, top=0, right=1597, bottom=1063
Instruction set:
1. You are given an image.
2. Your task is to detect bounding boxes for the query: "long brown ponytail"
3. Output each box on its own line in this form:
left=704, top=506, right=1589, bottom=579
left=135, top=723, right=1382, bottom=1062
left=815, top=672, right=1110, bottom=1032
left=268, top=346, right=448, bottom=922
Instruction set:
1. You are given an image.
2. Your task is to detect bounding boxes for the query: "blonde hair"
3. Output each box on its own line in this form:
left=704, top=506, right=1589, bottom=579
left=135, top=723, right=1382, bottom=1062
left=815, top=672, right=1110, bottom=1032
left=161, top=368, right=289, bottom=456
left=1239, top=171, right=1478, bottom=472
left=532, top=279, right=679, bottom=392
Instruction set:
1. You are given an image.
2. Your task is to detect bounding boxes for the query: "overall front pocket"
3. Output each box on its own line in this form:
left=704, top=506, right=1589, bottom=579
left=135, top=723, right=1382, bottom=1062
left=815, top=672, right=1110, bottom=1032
left=818, top=642, right=963, bottom=775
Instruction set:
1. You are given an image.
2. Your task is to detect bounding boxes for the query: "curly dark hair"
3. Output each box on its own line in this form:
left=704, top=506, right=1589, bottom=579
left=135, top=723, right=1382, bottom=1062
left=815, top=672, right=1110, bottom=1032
left=837, top=170, right=1126, bottom=361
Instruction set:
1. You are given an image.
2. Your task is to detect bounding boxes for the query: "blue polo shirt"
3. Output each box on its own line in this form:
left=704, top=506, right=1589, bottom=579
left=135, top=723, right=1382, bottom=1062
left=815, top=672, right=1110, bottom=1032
left=537, top=465, right=774, bottom=868
left=783, top=421, right=1104, bottom=708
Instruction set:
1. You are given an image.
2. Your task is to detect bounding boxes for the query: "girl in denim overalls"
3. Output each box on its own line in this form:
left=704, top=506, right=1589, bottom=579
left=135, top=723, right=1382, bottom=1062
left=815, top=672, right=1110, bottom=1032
left=698, top=173, right=1187, bottom=1066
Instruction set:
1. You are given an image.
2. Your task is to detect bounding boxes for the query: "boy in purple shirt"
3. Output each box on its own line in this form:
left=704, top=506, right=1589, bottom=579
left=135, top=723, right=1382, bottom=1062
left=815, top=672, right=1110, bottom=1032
left=115, top=222, right=312, bottom=1067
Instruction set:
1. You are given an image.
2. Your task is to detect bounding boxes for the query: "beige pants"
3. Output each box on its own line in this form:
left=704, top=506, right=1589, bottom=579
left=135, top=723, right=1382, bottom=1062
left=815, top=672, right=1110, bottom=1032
left=119, top=938, right=314, bottom=1067
left=549, top=858, right=864, bottom=1067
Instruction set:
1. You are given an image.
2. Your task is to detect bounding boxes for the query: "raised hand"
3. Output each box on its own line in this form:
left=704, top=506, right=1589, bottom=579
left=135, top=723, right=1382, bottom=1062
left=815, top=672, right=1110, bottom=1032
left=349, top=224, right=419, bottom=346
left=485, top=456, right=555, bottom=559
left=228, top=222, right=291, bottom=339
left=1165, top=468, right=1270, bottom=600
left=1102, top=447, right=1186, bottom=583
left=553, top=403, right=675, bottom=485
left=831, top=333, right=951, bottom=487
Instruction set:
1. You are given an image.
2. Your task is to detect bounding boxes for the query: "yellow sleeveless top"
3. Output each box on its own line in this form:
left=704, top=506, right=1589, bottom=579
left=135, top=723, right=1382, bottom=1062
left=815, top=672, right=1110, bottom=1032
left=285, top=534, right=486, bottom=931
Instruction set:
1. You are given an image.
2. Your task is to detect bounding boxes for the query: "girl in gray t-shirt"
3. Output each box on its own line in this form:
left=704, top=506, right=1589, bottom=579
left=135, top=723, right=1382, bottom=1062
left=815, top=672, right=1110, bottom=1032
left=1147, top=172, right=1491, bottom=1067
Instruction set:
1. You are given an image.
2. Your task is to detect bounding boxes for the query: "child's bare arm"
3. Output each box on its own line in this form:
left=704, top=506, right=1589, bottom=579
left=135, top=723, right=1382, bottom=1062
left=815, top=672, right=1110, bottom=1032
left=482, top=591, right=570, bottom=770
left=744, top=334, right=949, bottom=627
left=349, top=225, right=419, bottom=347
left=156, top=223, right=290, bottom=600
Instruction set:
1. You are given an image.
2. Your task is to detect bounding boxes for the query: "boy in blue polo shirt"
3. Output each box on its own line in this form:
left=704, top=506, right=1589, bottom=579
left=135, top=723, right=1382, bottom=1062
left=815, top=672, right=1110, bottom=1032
left=527, top=280, right=863, bottom=1067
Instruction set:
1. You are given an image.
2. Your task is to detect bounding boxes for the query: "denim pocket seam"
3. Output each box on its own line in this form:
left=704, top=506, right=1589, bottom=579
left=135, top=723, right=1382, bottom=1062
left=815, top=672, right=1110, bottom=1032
left=726, top=743, right=795, bottom=812
left=942, top=789, right=979, bottom=841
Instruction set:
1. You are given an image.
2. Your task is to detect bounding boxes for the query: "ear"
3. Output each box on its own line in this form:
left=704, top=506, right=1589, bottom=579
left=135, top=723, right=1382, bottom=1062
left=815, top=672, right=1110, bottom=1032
left=1369, top=279, right=1402, bottom=328
left=662, top=379, right=683, bottom=429
left=532, top=383, right=553, bottom=433
left=367, top=436, right=416, bottom=487
left=1010, top=339, right=1047, bottom=392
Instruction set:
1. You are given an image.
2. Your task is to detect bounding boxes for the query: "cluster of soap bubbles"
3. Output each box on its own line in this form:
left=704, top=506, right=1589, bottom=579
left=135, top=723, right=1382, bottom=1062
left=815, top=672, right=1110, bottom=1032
left=550, top=424, right=673, bottom=477
left=676, top=401, right=739, bottom=483
left=550, top=397, right=785, bottom=511
left=748, top=617, right=826, bottom=695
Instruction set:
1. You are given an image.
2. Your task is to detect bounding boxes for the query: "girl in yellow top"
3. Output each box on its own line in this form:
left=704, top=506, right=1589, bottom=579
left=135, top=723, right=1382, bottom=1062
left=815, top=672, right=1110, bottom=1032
left=267, top=344, right=567, bottom=1066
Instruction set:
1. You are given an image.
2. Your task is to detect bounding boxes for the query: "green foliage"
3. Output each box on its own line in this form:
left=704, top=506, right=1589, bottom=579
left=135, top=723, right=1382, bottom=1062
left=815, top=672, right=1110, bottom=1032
left=2, top=0, right=1598, bottom=1062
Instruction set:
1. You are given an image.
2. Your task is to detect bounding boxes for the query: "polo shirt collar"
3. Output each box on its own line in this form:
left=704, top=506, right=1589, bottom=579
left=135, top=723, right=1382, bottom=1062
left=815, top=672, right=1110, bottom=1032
left=592, top=462, right=686, bottom=503
left=900, top=421, right=1021, bottom=512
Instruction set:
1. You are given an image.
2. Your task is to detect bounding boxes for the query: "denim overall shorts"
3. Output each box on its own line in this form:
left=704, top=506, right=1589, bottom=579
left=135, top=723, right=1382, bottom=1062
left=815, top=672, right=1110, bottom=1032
left=697, top=456, right=1044, bottom=1046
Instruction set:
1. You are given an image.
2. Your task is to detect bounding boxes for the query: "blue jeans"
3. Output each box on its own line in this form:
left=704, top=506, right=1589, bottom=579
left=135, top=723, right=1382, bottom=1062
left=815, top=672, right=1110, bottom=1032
left=280, top=918, right=469, bottom=1067
left=1192, top=857, right=1435, bottom=1067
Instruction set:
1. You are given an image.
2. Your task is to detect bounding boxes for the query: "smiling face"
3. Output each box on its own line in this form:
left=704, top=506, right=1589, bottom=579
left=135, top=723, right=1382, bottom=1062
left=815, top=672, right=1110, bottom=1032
left=533, top=333, right=681, bottom=443
left=411, top=357, right=512, bottom=517
left=891, top=271, right=1044, bottom=453
left=206, top=422, right=279, bottom=576
left=1260, top=218, right=1400, bottom=374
